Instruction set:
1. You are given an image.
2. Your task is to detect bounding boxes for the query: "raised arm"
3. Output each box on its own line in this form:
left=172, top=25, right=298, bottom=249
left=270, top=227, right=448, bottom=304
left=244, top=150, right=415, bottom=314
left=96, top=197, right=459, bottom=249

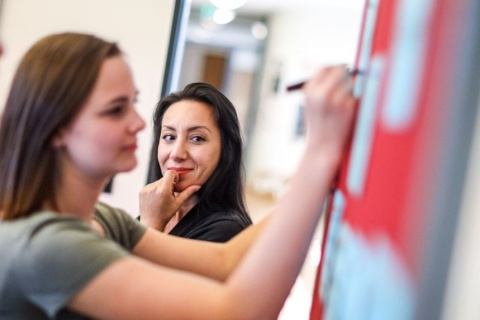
left=223, top=66, right=355, bottom=316
left=68, top=66, right=356, bottom=320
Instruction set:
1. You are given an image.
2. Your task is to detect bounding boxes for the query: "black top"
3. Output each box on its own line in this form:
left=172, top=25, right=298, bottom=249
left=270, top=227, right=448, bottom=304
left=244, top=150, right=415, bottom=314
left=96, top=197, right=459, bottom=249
left=169, top=205, right=246, bottom=242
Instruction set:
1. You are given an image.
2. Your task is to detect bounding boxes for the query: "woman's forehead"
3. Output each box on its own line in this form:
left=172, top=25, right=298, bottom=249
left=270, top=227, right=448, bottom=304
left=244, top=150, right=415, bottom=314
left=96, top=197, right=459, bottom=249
left=163, top=100, right=217, bottom=125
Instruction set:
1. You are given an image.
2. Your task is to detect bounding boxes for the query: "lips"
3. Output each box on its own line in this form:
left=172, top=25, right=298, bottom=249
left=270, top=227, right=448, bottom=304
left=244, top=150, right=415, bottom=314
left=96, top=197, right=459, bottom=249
left=123, top=144, right=137, bottom=152
left=168, top=167, right=192, bottom=175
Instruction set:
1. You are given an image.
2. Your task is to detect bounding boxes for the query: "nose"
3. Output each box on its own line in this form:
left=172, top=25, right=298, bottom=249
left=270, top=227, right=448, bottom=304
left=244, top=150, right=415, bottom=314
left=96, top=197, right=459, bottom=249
left=129, top=109, right=146, bottom=133
left=169, top=139, right=188, bottom=161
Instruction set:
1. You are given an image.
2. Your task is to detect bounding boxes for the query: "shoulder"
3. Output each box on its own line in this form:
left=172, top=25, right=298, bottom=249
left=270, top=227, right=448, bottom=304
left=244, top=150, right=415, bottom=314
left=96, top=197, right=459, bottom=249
left=1, top=210, right=128, bottom=284
left=94, top=201, right=139, bottom=229
left=202, top=211, right=243, bottom=226
left=0, top=212, right=91, bottom=258
left=95, top=201, right=129, bottom=219
left=200, top=214, right=246, bottom=242
left=13, top=211, right=127, bottom=266
left=7, top=211, right=94, bottom=248
left=0, top=211, right=128, bottom=318
left=171, top=209, right=246, bottom=242
left=94, top=201, right=147, bottom=250
left=202, top=209, right=251, bottom=229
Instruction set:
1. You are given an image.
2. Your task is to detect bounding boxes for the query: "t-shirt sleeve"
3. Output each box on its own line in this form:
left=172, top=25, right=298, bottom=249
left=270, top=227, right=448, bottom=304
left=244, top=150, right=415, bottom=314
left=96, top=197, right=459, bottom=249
left=15, top=217, right=128, bottom=318
left=94, top=202, right=147, bottom=250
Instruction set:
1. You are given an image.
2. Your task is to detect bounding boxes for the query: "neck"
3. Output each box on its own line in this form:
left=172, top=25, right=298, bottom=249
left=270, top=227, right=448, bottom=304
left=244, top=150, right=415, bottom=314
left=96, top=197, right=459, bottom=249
left=164, top=194, right=200, bottom=233
left=175, top=194, right=199, bottom=220
left=50, top=163, right=107, bottom=221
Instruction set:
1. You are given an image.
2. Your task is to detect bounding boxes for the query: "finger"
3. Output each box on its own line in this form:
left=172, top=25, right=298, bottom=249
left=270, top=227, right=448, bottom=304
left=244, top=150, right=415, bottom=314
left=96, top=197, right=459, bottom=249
left=163, top=169, right=179, bottom=186
left=304, top=66, right=349, bottom=100
left=175, top=185, right=201, bottom=203
left=331, top=77, right=355, bottom=106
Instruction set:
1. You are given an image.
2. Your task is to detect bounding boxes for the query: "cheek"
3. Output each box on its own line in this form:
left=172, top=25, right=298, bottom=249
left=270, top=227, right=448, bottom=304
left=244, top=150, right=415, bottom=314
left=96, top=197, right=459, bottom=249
left=67, top=126, right=105, bottom=152
left=94, top=131, right=116, bottom=147
left=92, top=130, right=124, bottom=155
left=157, top=147, right=169, bottom=172
left=200, top=148, right=221, bottom=179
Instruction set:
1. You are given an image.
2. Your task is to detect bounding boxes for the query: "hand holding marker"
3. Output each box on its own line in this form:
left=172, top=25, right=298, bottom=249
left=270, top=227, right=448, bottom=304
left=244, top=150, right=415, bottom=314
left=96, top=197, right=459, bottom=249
left=286, top=68, right=362, bottom=92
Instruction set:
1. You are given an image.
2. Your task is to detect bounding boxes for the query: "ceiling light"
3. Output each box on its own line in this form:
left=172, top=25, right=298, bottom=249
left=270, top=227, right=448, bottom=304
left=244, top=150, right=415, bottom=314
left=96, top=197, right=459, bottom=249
left=212, top=8, right=236, bottom=24
left=209, top=0, right=247, bottom=10
left=251, top=22, right=268, bottom=40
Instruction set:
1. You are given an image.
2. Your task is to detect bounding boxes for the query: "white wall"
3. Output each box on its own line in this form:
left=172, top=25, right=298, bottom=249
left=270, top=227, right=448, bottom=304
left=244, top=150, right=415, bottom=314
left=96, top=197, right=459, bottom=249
left=178, top=44, right=207, bottom=89
left=0, top=0, right=176, bottom=216
left=246, top=4, right=363, bottom=192
left=442, top=91, right=480, bottom=320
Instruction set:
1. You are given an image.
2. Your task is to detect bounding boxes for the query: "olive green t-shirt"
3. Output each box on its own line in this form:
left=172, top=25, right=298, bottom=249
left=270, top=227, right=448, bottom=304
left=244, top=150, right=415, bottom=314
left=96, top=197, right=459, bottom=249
left=0, top=202, right=147, bottom=319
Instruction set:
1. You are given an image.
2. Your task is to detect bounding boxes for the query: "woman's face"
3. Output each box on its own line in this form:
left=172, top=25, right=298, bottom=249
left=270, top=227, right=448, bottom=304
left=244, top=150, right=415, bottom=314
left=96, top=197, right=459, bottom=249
left=158, top=100, right=221, bottom=192
left=56, top=56, right=145, bottom=179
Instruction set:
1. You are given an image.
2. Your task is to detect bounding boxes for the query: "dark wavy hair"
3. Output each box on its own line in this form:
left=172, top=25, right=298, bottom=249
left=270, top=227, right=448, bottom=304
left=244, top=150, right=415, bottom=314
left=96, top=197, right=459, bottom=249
left=0, top=32, right=121, bottom=220
left=147, top=83, right=252, bottom=228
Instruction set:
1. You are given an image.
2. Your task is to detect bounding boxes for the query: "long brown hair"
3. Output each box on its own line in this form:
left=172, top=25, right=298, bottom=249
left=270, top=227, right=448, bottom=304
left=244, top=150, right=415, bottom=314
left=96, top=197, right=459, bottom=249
left=0, top=32, right=121, bottom=220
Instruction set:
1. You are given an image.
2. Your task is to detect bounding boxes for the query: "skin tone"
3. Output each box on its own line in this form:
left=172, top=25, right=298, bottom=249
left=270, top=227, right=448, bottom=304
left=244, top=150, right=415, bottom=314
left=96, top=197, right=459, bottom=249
left=140, top=101, right=222, bottom=232
left=50, top=56, right=145, bottom=219
left=160, top=100, right=221, bottom=192
left=47, top=60, right=355, bottom=319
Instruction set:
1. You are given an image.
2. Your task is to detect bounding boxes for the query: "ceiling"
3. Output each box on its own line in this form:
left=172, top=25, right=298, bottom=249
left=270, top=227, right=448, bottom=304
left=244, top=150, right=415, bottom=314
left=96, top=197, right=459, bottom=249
left=190, top=0, right=364, bottom=16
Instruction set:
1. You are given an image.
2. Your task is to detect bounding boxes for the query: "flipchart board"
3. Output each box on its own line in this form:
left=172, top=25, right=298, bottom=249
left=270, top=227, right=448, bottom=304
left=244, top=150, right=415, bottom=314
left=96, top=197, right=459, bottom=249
left=309, top=0, right=480, bottom=319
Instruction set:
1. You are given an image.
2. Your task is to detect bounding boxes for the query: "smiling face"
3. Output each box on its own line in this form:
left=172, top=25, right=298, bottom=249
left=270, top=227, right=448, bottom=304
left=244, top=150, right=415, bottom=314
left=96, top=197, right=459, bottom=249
left=158, top=100, right=221, bottom=192
left=56, top=56, right=145, bottom=180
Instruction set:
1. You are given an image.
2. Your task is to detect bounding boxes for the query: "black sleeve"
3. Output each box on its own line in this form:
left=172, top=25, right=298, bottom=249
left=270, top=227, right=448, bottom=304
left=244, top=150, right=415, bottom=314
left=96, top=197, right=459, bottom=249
left=170, top=218, right=245, bottom=243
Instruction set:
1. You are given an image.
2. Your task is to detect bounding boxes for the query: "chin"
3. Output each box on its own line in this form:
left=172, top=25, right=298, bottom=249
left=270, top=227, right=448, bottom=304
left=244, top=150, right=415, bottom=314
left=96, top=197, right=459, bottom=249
left=173, top=182, right=193, bottom=193
left=173, top=185, right=186, bottom=193
left=117, top=160, right=138, bottom=173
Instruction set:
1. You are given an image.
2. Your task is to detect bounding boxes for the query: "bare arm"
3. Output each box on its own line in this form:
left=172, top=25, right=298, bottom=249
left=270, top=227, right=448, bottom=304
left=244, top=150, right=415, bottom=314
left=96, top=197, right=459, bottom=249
left=68, top=66, right=356, bottom=319
left=133, top=213, right=271, bottom=281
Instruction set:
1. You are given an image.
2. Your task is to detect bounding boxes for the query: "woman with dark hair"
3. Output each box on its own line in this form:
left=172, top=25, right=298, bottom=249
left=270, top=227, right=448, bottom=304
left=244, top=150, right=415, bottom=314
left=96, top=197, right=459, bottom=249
left=140, top=83, right=253, bottom=242
left=0, top=32, right=355, bottom=320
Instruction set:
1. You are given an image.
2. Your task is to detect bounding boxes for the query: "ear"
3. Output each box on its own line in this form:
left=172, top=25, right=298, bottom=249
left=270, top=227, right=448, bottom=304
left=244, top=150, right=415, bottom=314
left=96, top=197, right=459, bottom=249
left=51, top=129, right=67, bottom=148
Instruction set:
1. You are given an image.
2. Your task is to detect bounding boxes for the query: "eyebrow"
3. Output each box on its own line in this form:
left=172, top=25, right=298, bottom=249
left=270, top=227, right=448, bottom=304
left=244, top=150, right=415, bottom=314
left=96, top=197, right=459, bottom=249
left=109, top=96, right=129, bottom=105
left=108, top=90, right=139, bottom=105
left=162, top=125, right=212, bottom=133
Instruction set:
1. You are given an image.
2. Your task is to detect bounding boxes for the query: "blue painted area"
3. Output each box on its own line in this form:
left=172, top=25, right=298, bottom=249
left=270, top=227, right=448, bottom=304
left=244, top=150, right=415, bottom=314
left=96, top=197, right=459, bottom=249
left=323, top=225, right=416, bottom=320
left=347, top=56, right=384, bottom=197
left=381, top=0, right=433, bottom=131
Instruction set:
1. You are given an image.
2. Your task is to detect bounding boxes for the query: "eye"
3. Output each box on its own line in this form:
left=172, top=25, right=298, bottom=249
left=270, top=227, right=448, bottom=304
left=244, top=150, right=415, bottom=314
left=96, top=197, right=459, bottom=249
left=191, top=135, right=206, bottom=143
left=162, top=134, right=175, bottom=142
left=105, top=105, right=127, bottom=117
